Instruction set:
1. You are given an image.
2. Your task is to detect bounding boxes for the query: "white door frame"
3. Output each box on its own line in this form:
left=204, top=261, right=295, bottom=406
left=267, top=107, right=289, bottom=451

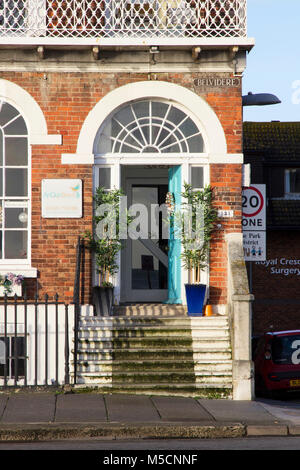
left=94, top=157, right=210, bottom=305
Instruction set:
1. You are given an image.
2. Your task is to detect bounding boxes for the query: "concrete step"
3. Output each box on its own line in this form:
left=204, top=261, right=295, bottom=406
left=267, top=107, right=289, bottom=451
left=72, top=383, right=233, bottom=397
left=77, top=327, right=230, bottom=339
left=74, top=372, right=233, bottom=385
left=79, top=316, right=229, bottom=328
left=73, top=381, right=233, bottom=393
left=112, top=304, right=188, bottom=317
left=76, top=337, right=231, bottom=350
left=75, top=360, right=233, bottom=373
left=75, top=348, right=232, bottom=361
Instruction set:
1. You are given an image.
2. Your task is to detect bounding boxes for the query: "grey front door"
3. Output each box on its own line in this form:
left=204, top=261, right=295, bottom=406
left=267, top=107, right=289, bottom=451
left=121, top=178, right=169, bottom=303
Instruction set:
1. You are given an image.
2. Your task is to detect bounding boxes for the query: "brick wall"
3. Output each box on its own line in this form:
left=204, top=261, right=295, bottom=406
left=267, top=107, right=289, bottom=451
left=210, top=164, right=242, bottom=304
left=0, top=71, right=243, bottom=303
left=251, top=230, right=300, bottom=334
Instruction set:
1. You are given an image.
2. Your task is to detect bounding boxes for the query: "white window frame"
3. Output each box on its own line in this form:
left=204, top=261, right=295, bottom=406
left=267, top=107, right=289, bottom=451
left=93, top=163, right=114, bottom=192
left=285, top=168, right=300, bottom=199
left=0, top=101, right=31, bottom=269
left=94, top=99, right=205, bottom=156
left=189, top=164, right=209, bottom=191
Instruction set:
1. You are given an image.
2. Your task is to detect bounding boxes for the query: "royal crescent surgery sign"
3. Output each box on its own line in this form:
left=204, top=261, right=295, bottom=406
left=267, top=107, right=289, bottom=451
left=194, top=78, right=241, bottom=87
left=42, top=179, right=82, bottom=218
left=256, top=258, right=300, bottom=276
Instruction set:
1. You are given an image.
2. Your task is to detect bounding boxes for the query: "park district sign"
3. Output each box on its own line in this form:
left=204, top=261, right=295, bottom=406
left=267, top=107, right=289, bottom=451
left=242, top=184, right=266, bottom=261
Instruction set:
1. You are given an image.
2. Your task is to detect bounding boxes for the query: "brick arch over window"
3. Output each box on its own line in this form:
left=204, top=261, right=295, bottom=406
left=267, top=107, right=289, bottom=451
left=0, top=79, right=61, bottom=145
left=66, top=81, right=227, bottom=164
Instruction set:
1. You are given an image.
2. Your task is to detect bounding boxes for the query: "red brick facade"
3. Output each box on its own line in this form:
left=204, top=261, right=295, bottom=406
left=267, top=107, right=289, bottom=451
left=0, top=71, right=243, bottom=304
left=250, top=230, right=300, bottom=335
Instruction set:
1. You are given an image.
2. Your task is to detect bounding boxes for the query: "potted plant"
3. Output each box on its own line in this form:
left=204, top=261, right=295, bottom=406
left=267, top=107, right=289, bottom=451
left=0, top=273, right=24, bottom=297
left=84, top=186, right=129, bottom=316
left=180, top=183, right=218, bottom=316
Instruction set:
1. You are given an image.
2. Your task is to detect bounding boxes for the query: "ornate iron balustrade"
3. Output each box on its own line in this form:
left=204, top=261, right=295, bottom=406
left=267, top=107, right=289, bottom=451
left=0, top=0, right=247, bottom=43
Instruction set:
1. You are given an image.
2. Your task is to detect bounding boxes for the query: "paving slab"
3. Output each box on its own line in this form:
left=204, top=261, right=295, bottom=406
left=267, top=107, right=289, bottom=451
left=152, top=396, right=213, bottom=422
left=258, top=400, right=300, bottom=425
left=105, top=394, right=160, bottom=422
left=55, top=394, right=107, bottom=423
left=198, top=399, right=279, bottom=424
left=1, top=393, right=55, bottom=423
left=0, top=396, right=8, bottom=420
left=288, top=425, right=300, bottom=435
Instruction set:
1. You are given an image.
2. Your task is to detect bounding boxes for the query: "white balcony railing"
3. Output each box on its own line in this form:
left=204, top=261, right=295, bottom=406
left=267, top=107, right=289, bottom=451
left=0, top=0, right=248, bottom=45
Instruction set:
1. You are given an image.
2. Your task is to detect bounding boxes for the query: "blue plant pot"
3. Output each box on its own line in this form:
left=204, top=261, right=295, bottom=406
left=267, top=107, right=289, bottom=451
left=185, top=283, right=206, bottom=316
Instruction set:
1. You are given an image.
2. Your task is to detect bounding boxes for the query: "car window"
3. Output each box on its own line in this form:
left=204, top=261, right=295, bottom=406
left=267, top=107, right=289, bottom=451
left=271, top=335, right=300, bottom=365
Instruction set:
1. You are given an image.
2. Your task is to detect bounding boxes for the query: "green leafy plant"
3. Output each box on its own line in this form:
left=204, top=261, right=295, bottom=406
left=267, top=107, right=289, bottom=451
left=180, top=183, right=218, bottom=284
left=83, top=187, right=130, bottom=287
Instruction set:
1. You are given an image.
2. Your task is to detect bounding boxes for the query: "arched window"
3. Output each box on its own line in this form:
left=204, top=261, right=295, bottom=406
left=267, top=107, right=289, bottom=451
left=94, top=100, right=204, bottom=155
left=0, top=101, right=29, bottom=261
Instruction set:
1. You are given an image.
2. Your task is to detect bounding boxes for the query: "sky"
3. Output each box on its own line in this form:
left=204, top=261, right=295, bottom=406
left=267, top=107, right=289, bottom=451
left=242, top=0, right=300, bottom=122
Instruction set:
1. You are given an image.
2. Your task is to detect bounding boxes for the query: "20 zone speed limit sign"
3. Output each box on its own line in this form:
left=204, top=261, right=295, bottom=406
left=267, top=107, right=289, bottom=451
left=242, top=185, right=266, bottom=230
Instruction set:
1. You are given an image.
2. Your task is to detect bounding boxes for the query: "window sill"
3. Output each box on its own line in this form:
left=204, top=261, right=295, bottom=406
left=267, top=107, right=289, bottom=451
left=0, top=266, right=37, bottom=278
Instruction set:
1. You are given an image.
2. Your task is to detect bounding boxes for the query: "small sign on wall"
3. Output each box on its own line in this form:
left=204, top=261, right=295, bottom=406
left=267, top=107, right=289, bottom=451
left=243, top=230, right=266, bottom=261
left=42, top=179, right=82, bottom=218
left=242, top=184, right=266, bottom=261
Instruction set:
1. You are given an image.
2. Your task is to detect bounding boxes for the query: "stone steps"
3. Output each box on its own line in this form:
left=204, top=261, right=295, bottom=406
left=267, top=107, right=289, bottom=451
left=73, top=308, right=232, bottom=396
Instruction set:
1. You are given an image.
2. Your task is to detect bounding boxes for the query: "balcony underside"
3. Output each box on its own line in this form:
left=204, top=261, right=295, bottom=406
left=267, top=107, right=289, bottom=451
left=0, top=36, right=254, bottom=50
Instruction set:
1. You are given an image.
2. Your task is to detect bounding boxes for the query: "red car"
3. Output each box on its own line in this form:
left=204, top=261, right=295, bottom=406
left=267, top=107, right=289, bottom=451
left=253, top=330, right=300, bottom=397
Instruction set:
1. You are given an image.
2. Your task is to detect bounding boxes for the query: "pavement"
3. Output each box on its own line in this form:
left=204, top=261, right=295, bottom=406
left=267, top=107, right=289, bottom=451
left=0, top=390, right=300, bottom=441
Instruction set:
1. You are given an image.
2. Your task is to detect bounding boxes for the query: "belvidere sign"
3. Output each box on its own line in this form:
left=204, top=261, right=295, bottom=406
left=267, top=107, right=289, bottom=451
left=42, top=179, right=82, bottom=218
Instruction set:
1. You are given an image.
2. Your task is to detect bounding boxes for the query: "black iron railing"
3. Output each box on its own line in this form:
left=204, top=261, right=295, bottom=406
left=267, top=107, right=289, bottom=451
left=0, top=293, right=72, bottom=388
left=73, top=236, right=85, bottom=385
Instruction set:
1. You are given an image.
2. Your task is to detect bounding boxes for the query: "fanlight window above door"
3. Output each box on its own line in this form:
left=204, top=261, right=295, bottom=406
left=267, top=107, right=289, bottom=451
left=94, top=100, right=204, bottom=154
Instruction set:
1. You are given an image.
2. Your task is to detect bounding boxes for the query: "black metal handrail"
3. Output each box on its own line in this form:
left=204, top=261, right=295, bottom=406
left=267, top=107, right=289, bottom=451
left=73, top=236, right=85, bottom=385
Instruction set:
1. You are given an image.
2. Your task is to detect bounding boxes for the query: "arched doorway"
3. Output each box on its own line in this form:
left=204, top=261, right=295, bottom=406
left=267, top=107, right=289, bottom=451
left=93, top=97, right=208, bottom=304
left=68, top=80, right=228, bottom=304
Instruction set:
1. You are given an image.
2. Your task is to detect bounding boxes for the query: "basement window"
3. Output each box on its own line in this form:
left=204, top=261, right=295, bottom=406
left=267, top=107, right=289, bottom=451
left=0, top=336, right=25, bottom=378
